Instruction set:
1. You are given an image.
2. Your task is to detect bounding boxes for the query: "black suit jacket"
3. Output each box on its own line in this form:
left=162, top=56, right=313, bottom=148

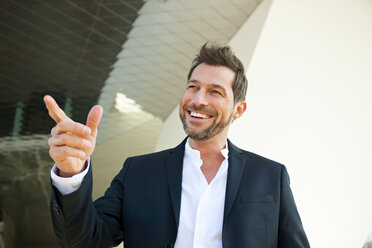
left=51, top=139, right=310, bottom=248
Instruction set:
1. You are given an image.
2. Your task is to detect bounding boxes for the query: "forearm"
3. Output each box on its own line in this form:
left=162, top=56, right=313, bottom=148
left=51, top=162, right=126, bottom=248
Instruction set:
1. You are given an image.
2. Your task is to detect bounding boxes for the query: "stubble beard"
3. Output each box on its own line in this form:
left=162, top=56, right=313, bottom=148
left=179, top=105, right=233, bottom=141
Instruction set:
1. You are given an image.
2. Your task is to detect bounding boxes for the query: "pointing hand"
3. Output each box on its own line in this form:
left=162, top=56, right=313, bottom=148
left=44, top=95, right=103, bottom=177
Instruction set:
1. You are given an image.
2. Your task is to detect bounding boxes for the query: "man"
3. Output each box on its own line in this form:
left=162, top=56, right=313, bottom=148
left=45, top=43, right=310, bottom=248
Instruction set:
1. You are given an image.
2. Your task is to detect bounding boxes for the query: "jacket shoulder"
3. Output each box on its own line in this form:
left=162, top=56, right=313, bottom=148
left=126, top=147, right=174, bottom=162
left=242, top=149, right=283, bottom=167
left=126, top=139, right=186, bottom=164
left=229, top=141, right=284, bottom=171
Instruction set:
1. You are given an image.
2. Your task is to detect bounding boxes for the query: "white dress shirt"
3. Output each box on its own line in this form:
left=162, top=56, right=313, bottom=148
left=51, top=140, right=229, bottom=247
left=50, top=159, right=90, bottom=195
left=174, top=139, right=228, bottom=248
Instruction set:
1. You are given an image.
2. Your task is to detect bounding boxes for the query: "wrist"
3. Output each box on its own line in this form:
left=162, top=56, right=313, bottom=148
left=57, top=162, right=87, bottom=177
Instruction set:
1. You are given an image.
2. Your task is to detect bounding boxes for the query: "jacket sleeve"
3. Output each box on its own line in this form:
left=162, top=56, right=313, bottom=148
left=50, top=158, right=131, bottom=248
left=278, top=165, right=311, bottom=247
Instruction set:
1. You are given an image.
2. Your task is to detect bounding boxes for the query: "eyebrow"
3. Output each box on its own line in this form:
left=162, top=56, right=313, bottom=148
left=187, top=79, right=199, bottom=84
left=187, top=79, right=227, bottom=95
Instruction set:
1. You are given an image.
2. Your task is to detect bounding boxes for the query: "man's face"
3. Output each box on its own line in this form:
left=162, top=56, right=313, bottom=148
left=179, top=63, right=236, bottom=141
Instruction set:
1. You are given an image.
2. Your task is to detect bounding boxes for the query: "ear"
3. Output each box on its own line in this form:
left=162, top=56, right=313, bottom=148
left=232, top=101, right=247, bottom=119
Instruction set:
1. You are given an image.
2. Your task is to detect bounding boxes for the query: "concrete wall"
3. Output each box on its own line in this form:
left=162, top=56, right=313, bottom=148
left=156, top=0, right=372, bottom=247
left=155, top=0, right=273, bottom=151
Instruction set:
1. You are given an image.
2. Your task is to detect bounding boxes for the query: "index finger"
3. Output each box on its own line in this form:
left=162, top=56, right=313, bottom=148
left=44, top=95, right=69, bottom=123
left=52, top=119, right=91, bottom=137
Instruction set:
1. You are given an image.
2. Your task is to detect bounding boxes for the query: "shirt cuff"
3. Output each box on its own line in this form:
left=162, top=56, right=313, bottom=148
left=50, top=158, right=90, bottom=195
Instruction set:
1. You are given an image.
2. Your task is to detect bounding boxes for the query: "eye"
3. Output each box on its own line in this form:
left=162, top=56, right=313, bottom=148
left=187, top=85, right=197, bottom=89
left=212, top=90, right=223, bottom=95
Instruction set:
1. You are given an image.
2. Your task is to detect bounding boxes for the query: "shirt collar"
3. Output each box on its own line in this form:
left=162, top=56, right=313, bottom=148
left=185, top=138, right=229, bottom=167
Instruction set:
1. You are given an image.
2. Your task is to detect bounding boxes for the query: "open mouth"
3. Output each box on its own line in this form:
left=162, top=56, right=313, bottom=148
left=188, top=111, right=212, bottom=119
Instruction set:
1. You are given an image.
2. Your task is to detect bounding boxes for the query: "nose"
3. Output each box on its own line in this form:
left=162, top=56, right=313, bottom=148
left=193, top=90, right=208, bottom=107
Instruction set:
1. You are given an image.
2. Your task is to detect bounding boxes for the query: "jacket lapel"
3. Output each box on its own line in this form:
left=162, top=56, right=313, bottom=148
left=165, top=138, right=246, bottom=227
left=165, top=138, right=187, bottom=227
left=223, top=140, right=246, bottom=222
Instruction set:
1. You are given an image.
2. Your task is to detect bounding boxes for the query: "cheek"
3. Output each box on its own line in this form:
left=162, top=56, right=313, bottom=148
left=220, top=104, right=235, bottom=117
left=180, top=92, right=192, bottom=105
left=179, top=97, right=188, bottom=114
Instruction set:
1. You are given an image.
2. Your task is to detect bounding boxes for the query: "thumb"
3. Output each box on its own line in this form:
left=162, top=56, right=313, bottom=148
left=86, top=105, right=103, bottom=137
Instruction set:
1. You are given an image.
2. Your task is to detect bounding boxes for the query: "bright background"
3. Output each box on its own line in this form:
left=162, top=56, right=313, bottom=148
left=156, top=0, right=372, bottom=247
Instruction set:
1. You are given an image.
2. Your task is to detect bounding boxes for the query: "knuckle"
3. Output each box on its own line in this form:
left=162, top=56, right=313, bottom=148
left=58, top=120, right=66, bottom=130
left=49, top=148, right=54, bottom=158
left=59, top=119, right=71, bottom=130
left=77, top=148, right=84, bottom=157
left=60, top=147, right=68, bottom=156
left=59, top=134, right=67, bottom=144
left=52, top=146, right=61, bottom=157
left=76, top=139, right=83, bottom=149
left=72, top=122, right=80, bottom=129
left=78, top=151, right=85, bottom=159
left=75, top=123, right=85, bottom=134
left=48, top=137, right=53, bottom=146
left=80, top=139, right=88, bottom=149
left=59, top=119, right=67, bottom=125
left=55, top=123, right=63, bottom=134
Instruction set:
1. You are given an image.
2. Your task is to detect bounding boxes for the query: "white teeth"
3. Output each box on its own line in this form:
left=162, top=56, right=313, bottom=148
left=190, top=111, right=209, bottom=119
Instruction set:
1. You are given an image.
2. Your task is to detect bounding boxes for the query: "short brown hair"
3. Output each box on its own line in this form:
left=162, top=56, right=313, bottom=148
left=187, top=42, right=248, bottom=104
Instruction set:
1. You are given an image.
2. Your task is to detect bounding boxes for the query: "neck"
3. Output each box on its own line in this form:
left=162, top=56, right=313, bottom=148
left=188, top=133, right=227, bottom=156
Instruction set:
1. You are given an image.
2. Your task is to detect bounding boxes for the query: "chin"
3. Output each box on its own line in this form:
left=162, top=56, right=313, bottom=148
left=186, top=127, right=216, bottom=141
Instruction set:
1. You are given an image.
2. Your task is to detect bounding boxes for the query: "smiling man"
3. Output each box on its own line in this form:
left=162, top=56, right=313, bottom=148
left=180, top=63, right=241, bottom=141
left=46, top=43, right=310, bottom=248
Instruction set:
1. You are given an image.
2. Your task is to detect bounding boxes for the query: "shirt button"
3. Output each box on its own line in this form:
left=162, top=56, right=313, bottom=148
left=72, top=183, right=78, bottom=188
